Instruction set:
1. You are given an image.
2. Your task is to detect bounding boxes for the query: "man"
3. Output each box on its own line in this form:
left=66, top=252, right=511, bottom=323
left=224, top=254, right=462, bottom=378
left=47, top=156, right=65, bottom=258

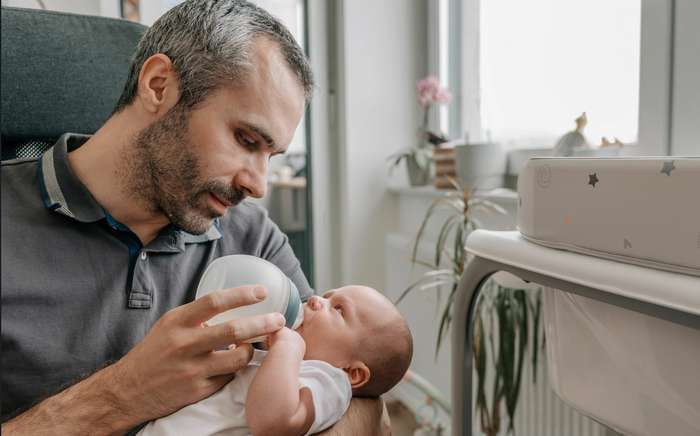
left=1, top=1, right=386, bottom=434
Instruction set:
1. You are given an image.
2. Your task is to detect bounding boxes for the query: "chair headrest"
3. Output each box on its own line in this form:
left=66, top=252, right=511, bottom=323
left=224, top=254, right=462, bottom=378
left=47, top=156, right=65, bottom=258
left=1, top=7, right=146, bottom=159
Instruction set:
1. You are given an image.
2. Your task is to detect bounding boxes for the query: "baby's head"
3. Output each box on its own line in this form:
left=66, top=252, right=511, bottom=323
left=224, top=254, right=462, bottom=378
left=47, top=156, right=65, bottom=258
left=297, top=285, right=413, bottom=397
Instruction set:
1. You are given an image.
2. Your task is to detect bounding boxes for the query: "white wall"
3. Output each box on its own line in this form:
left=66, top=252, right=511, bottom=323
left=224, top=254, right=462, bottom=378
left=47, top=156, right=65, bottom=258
left=333, top=0, right=427, bottom=289
left=637, top=0, right=700, bottom=156
left=670, top=0, right=700, bottom=155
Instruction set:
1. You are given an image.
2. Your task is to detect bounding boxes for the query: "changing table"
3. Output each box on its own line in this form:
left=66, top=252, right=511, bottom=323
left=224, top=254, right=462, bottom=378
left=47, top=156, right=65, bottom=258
left=451, top=230, right=700, bottom=436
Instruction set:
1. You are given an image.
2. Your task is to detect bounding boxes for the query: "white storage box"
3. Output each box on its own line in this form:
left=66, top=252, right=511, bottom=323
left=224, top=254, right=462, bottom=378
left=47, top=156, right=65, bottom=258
left=517, top=157, right=700, bottom=276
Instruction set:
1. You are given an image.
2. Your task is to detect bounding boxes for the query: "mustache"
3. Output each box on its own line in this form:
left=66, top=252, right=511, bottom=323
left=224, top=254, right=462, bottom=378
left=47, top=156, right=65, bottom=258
left=200, top=181, right=247, bottom=207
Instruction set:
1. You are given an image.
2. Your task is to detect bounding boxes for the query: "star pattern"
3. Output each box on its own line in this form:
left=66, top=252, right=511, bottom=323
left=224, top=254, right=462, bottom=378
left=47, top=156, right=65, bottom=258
left=588, top=173, right=599, bottom=188
left=660, top=160, right=676, bottom=176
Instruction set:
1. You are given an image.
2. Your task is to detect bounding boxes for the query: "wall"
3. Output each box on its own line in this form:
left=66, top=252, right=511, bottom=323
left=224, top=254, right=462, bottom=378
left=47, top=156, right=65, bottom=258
left=670, top=0, right=700, bottom=155
left=637, top=0, right=700, bottom=156
left=333, top=0, right=427, bottom=288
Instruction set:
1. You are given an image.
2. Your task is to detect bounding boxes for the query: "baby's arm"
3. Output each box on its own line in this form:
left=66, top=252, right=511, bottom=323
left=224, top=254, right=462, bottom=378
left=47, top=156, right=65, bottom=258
left=246, top=327, right=314, bottom=436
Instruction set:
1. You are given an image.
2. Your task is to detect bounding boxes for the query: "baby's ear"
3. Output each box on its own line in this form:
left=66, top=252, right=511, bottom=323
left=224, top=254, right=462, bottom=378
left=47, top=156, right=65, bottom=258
left=345, top=361, right=370, bottom=389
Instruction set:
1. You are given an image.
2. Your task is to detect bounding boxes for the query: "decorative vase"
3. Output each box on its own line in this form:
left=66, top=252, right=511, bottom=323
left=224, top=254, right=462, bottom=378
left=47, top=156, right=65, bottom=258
left=455, top=142, right=506, bottom=190
left=406, top=153, right=431, bottom=186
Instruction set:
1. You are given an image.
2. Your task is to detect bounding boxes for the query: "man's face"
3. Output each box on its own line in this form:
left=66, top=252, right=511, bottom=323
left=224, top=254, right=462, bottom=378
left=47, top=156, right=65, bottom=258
left=131, top=38, right=305, bottom=234
left=297, top=286, right=395, bottom=367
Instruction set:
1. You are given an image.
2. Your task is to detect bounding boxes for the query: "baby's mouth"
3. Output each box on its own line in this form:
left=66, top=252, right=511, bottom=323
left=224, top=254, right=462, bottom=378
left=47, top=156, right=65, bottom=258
left=297, top=303, right=314, bottom=331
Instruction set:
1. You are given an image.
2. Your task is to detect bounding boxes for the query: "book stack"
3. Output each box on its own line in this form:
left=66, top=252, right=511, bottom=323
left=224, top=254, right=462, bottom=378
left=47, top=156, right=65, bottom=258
left=433, top=147, right=457, bottom=189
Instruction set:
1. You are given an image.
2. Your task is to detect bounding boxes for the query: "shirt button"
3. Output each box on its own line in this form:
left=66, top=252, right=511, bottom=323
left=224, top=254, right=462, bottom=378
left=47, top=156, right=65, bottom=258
left=140, top=251, right=147, bottom=261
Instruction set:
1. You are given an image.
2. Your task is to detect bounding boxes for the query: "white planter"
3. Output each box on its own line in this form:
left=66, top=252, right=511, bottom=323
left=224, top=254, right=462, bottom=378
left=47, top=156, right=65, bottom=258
left=455, top=143, right=506, bottom=190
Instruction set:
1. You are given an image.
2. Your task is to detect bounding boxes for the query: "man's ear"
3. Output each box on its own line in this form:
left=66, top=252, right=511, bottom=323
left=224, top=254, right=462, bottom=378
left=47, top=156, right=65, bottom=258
left=345, top=361, right=370, bottom=390
left=137, top=53, right=181, bottom=115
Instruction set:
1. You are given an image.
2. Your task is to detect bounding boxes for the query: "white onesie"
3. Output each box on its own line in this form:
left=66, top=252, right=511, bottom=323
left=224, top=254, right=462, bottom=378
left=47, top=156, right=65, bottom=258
left=137, top=350, right=352, bottom=436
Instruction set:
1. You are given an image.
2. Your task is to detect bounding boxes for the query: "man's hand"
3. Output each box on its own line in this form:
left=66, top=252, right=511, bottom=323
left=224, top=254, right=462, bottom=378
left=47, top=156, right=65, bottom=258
left=109, top=285, right=286, bottom=423
left=2, top=285, right=285, bottom=435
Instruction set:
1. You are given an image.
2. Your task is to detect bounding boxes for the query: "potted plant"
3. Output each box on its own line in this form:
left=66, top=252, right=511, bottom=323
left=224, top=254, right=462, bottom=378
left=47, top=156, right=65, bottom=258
left=395, top=178, right=543, bottom=436
left=388, top=75, right=452, bottom=186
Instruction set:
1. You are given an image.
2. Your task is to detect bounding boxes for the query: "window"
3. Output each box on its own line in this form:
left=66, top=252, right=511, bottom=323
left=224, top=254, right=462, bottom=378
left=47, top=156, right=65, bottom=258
left=441, top=0, right=642, bottom=150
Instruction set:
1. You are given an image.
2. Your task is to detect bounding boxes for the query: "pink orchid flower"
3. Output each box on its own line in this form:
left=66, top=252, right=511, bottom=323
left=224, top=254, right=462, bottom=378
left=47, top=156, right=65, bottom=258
left=416, top=75, right=452, bottom=107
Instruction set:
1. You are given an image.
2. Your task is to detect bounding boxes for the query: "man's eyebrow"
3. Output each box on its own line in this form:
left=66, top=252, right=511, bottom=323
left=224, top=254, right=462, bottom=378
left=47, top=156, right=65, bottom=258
left=243, top=122, right=276, bottom=149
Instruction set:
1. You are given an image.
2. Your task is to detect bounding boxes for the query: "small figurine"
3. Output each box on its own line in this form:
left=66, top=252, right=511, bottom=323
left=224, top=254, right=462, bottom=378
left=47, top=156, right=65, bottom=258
left=552, top=112, right=590, bottom=156
left=600, top=137, right=624, bottom=148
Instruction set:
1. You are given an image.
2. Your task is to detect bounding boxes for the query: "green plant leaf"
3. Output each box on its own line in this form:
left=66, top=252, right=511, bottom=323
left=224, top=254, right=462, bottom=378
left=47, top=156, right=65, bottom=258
left=506, top=290, right=529, bottom=433
left=530, top=289, right=542, bottom=384
left=412, top=259, right=439, bottom=270
left=434, top=281, right=459, bottom=359
left=446, top=176, right=463, bottom=192
left=468, top=198, right=508, bottom=216
left=411, top=198, right=463, bottom=264
left=419, top=278, right=455, bottom=291
left=393, top=270, right=454, bottom=305
left=473, top=299, right=492, bottom=432
left=435, top=215, right=460, bottom=267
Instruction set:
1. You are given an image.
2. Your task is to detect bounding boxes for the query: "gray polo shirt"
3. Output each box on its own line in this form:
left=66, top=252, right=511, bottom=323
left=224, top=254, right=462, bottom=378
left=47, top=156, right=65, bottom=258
left=1, top=133, right=312, bottom=422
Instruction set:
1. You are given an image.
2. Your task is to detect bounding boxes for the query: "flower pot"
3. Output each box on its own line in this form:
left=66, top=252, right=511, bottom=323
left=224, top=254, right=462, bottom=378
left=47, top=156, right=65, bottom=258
left=406, top=153, right=431, bottom=186
left=455, top=142, right=506, bottom=190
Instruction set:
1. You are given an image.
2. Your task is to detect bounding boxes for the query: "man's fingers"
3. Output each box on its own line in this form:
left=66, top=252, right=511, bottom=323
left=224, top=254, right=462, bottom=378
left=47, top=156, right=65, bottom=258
left=191, top=312, right=285, bottom=352
left=176, top=285, right=267, bottom=326
left=204, top=344, right=255, bottom=377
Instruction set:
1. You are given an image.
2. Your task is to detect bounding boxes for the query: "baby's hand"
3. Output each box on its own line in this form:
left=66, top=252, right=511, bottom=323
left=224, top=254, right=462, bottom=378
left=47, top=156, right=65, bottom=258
left=267, top=327, right=305, bottom=357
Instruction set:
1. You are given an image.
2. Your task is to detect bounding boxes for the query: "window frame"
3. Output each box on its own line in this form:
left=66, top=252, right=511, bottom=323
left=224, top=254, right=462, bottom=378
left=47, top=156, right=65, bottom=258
left=439, top=0, right=676, bottom=161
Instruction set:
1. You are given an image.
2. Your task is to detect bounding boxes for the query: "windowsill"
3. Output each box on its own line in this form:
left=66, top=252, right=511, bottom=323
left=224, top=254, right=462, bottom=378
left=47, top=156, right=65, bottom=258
left=387, top=184, right=518, bottom=200
left=387, top=145, right=643, bottom=198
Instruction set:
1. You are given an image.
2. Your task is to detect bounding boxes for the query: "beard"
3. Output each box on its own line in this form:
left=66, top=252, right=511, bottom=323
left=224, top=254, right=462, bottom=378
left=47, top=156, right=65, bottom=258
left=123, top=103, right=246, bottom=234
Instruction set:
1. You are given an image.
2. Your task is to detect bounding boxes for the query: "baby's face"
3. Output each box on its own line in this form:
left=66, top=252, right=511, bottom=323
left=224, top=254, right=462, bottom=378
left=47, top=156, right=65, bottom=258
left=296, top=285, right=392, bottom=367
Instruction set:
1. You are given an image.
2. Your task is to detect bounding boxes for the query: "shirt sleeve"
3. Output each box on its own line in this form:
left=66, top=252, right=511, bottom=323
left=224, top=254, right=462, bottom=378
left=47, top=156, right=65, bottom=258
left=298, top=360, right=352, bottom=435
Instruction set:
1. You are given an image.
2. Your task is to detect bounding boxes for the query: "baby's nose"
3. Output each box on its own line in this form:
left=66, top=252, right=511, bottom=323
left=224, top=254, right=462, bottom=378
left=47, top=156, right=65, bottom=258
left=307, top=295, right=323, bottom=310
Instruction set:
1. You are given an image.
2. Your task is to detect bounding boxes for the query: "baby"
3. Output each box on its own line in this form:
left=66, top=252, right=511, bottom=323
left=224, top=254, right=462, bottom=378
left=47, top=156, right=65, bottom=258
left=138, top=285, right=413, bottom=436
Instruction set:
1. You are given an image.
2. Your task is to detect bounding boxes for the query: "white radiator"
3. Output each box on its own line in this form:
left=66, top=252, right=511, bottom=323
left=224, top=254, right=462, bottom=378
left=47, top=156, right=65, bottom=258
left=506, top=341, right=607, bottom=436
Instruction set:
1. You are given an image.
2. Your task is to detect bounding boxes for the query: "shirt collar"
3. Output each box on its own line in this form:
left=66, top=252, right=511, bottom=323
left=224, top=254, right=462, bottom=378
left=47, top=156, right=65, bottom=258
left=39, top=133, right=104, bottom=222
left=38, top=133, right=222, bottom=244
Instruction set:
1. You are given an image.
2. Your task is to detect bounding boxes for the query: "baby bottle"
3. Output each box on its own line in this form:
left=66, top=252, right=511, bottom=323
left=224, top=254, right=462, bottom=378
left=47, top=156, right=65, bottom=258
left=195, top=255, right=304, bottom=342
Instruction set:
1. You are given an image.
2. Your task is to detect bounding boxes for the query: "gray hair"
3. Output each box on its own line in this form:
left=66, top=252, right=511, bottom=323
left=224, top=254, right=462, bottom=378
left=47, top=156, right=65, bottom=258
left=114, top=0, right=313, bottom=113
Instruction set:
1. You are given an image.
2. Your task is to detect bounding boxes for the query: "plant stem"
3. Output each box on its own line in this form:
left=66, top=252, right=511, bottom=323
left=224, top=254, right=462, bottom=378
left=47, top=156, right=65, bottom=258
left=422, top=105, right=430, bottom=134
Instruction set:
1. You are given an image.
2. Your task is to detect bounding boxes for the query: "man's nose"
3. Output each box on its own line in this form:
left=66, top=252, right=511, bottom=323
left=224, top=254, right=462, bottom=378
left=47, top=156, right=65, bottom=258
left=240, top=155, right=268, bottom=198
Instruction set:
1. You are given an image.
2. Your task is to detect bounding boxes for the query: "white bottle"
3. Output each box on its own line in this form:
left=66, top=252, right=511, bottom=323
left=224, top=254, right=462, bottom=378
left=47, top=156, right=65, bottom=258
left=195, top=255, right=304, bottom=342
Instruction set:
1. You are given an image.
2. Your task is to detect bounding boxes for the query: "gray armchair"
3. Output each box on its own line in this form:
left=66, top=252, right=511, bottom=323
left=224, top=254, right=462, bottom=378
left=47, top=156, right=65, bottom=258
left=1, top=7, right=146, bottom=161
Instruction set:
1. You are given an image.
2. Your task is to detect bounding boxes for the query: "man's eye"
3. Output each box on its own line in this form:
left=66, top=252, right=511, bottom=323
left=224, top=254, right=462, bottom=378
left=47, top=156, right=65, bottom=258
left=334, top=305, right=343, bottom=315
left=235, top=131, right=258, bottom=149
